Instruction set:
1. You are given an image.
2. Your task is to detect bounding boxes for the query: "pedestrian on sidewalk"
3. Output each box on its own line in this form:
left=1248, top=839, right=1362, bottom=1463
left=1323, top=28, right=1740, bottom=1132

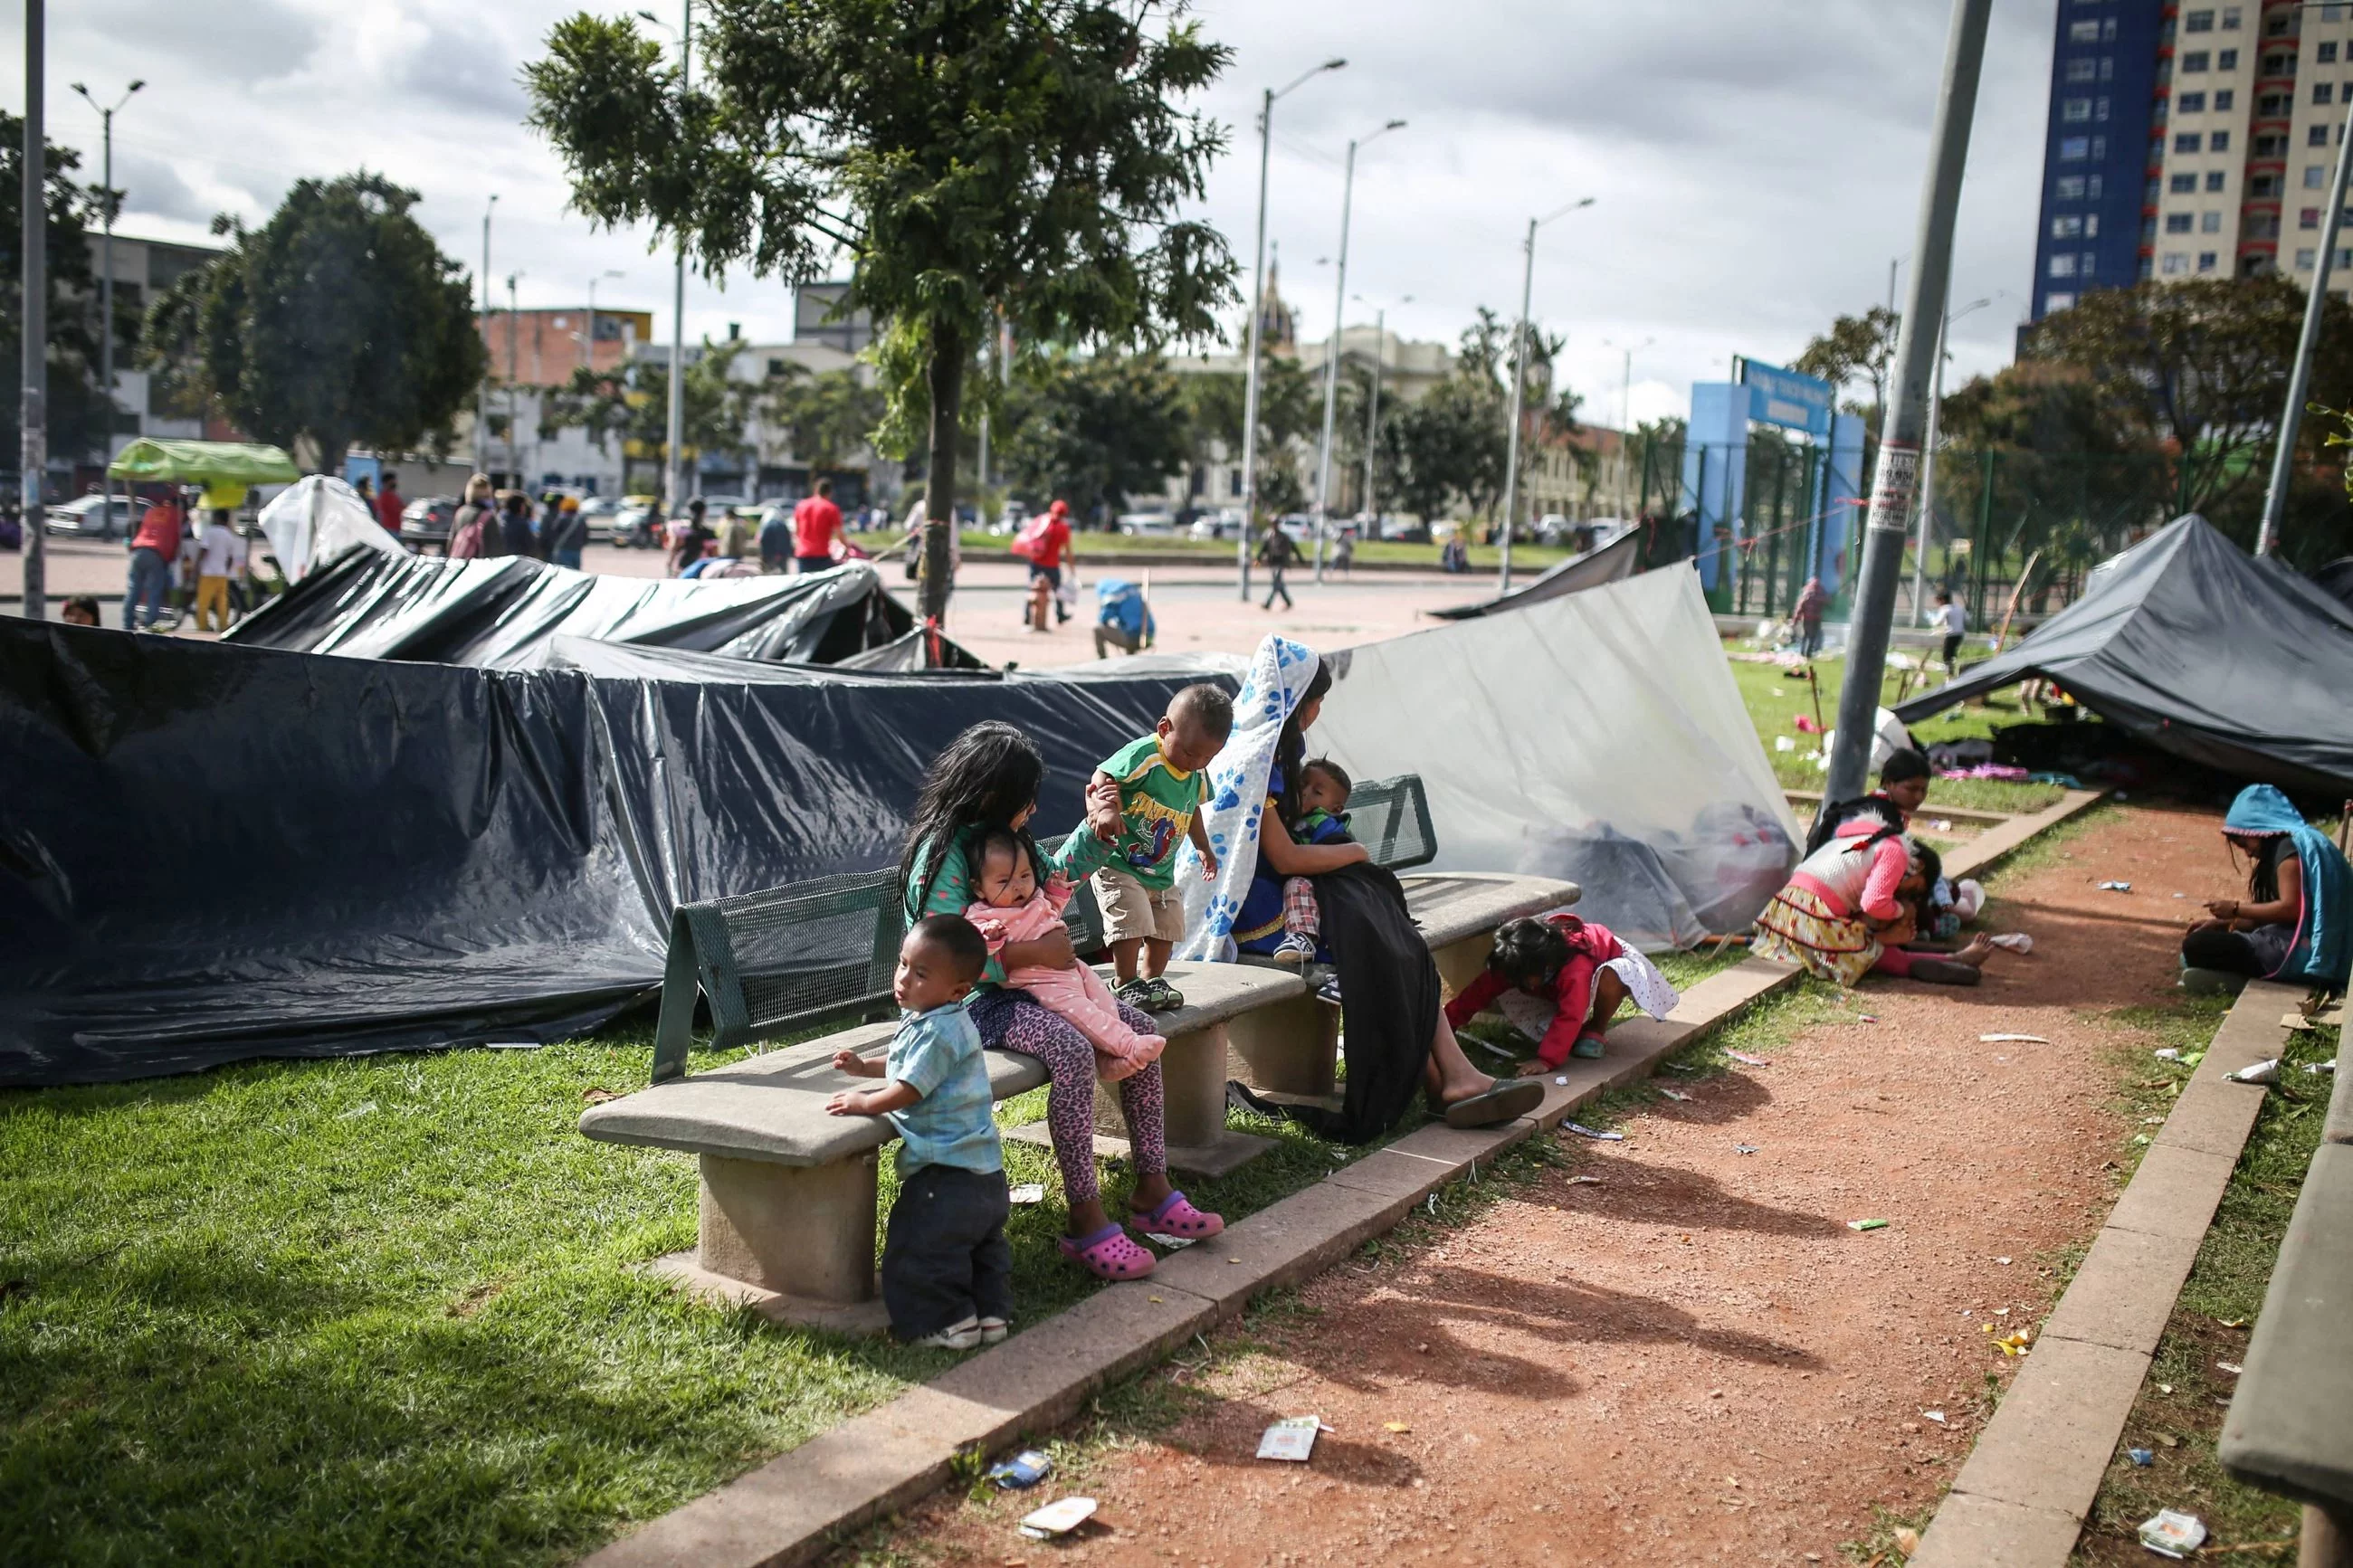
left=1256, top=523, right=1297, bottom=612
left=123, top=488, right=185, bottom=630
left=1934, top=589, right=1967, bottom=674
left=1015, top=500, right=1073, bottom=632
left=192, top=508, right=243, bottom=632
left=500, top=491, right=540, bottom=560
left=544, top=495, right=588, bottom=570
left=448, top=475, right=495, bottom=559
left=375, top=471, right=405, bottom=535
left=793, top=479, right=845, bottom=573
left=1793, top=575, right=1827, bottom=659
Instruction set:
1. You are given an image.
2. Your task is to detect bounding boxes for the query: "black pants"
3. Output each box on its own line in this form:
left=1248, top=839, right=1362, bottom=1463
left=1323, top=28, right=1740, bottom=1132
left=1940, top=633, right=1963, bottom=669
left=1797, top=620, right=1823, bottom=658
left=1262, top=566, right=1291, bottom=610
left=2181, top=923, right=2291, bottom=978
left=881, top=1164, right=1013, bottom=1340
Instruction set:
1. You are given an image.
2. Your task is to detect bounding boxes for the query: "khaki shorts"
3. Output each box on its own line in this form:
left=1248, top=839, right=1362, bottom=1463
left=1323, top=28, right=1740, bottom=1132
left=1091, top=867, right=1186, bottom=945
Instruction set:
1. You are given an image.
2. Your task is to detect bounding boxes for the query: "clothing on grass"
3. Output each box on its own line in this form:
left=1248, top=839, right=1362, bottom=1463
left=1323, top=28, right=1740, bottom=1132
left=1098, top=734, right=1210, bottom=889
left=967, top=880, right=1166, bottom=1081
left=965, top=985, right=1166, bottom=1203
left=881, top=1163, right=1012, bottom=1342
left=881, top=998, right=1001, bottom=1178
left=1178, top=635, right=1322, bottom=960
left=1443, top=914, right=1676, bottom=1069
left=2211, top=783, right=2352, bottom=987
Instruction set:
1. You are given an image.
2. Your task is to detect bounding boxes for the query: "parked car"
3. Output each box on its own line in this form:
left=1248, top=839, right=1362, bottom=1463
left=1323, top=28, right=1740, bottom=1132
left=613, top=502, right=662, bottom=548
left=1188, top=507, right=1243, bottom=542
left=1117, top=511, right=1177, bottom=537
left=399, top=496, right=460, bottom=553
left=579, top=495, right=623, bottom=543
left=44, top=495, right=141, bottom=539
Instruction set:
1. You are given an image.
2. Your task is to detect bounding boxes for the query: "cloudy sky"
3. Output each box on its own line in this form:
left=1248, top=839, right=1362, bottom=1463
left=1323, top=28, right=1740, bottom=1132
left=11, top=0, right=2055, bottom=429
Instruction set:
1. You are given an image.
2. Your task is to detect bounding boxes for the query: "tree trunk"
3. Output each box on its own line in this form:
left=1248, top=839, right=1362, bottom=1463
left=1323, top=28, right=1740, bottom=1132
left=919, top=319, right=965, bottom=645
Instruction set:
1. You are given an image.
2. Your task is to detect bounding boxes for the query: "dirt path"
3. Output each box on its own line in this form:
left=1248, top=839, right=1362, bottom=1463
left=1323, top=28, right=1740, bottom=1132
left=871, top=803, right=2233, bottom=1567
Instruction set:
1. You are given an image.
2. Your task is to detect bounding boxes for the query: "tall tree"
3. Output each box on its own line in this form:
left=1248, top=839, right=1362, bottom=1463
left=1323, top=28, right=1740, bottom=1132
left=753, top=365, right=889, bottom=473
left=1176, top=354, right=1317, bottom=518
left=541, top=340, right=748, bottom=489
left=0, top=113, right=120, bottom=477
left=143, top=174, right=486, bottom=473
left=526, top=1, right=1237, bottom=632
left=1000, top=353, right=1188, bottom=523
left=1793, top=305, right=1900, bottom=430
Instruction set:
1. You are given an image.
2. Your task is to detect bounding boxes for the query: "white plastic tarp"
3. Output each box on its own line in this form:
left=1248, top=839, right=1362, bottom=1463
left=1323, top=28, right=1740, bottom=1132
left=258, top=475, right=401, bottom=582
left=1310, top=565, right=1800, bottom=951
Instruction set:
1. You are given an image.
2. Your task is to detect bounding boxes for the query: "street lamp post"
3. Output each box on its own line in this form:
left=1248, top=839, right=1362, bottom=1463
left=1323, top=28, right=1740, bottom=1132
left=479, top=195, right=496, bottom=476
left=1499, top=196, right=1593, bottom=593
left=1312, top=118, right=1404, bottom=584
left=1351, top=292, right=1409, bottom=530
left=1603, top=334, right=1653, bottom=518
left=506, top=272, right=526, bottom=484
left=20, top=0, right=43, bottom=622
left=1236, top=56, right=1345, bottom=602
left=638, top=5, right=693, bottom=518
left=1911, top=295, right=1987, bottom=623
left=578, top=269, right=625, bottom=375
left=71, top=78, right=141, bottom=545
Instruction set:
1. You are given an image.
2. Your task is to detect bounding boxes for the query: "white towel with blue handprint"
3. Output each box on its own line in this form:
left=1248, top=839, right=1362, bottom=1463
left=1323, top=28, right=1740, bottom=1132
left=1176, top=635, right=1321, bottom=961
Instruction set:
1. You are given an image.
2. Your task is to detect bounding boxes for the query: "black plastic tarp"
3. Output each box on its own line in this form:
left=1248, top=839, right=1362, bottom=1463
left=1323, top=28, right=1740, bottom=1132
left=1893, top=515, right=2353, bottom=793
left=0, top=622, right=1229, bottom=1088
left=224, top=549, right=910, bottom=668
left=1425, top=527, right=1642, bottom=620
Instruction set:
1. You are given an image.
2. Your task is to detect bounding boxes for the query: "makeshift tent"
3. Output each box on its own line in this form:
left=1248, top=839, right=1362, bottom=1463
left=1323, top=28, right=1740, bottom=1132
left=107, top=437, right=300, bottom=509
left=224, top=547, right=911, bottom=668
left=0, top=622, right=1224, bottom=1087
left=1312, top=565, right=1800, bottom=950
left=1893, top=515, right=2353, bottom=794
left=256, top=475, right=403, bottom=582
left=1424, top=526, right=1642, bottom=620
left=2314, top=556, right=2353, bottom=611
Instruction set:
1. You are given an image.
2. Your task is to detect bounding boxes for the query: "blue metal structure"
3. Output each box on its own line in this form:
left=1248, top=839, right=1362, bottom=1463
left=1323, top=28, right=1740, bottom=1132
left=2030, top=0, right=2167, bottom=322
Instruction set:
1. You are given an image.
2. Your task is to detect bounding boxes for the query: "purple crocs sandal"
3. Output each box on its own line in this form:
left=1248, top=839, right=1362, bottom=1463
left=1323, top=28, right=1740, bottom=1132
left=1132, top=1189, right=1224, bottom=1240
left=1058, top=1222, right=1157, bottom=1280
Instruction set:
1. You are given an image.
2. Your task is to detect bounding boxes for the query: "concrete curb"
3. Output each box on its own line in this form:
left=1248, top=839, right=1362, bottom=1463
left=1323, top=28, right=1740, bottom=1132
left=576, top=956, right=1801, bottom=1568
left=1937, top=787, right=2110, bottom=883
left=1910, top=978, right=2305, bottom=1568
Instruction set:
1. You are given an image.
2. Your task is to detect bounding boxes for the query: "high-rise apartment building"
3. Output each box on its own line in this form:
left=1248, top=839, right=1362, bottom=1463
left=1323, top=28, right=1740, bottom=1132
left=2033, top=0, right=2353, bottom=322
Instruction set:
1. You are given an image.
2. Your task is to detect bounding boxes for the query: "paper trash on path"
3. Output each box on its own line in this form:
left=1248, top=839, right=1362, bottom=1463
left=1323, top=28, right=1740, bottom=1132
left=1017, top=1497, right=1097, bottom=1539
left=1847, top=1218, right=1890, bottom=1231
left=1988, top=933, right=2034, bottom=954
left=1979, top=1033, right=2050, bottom=1044
left=1727, top=1050, right=1772, bottom=1067
left=1257, top=1416, right=1324, bottom=1462
left=1144, top=1232, right=1197, bottom=1250
left=987, top=1450, right=1053, bottom=1489
left=2098, top=880, right=2133, bottom=892
left=2137, top=1509, right=2207, bottom=1557
left=1007, top=1183, right=1046, bottom=1205
left=1562, top=1121, right=1624, bottom=1141
left=2228, top=1060, right=2280, bottom=1086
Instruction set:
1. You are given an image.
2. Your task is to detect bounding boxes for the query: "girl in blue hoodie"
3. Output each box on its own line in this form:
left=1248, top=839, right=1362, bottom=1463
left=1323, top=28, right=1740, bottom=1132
left=2181, top=785, right=2352, bottom=990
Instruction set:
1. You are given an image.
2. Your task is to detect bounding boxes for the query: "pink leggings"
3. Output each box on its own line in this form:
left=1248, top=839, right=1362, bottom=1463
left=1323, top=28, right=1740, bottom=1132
left=970, top=987, right=1166, bottom=1203
left=1872, top=945, right=1917, bottom=977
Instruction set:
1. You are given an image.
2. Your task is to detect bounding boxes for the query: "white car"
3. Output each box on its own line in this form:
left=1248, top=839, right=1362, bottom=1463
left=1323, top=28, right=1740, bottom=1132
left=1117, top=512, right=1177, bottom=536
left=44, top=495, right=142, bottom=539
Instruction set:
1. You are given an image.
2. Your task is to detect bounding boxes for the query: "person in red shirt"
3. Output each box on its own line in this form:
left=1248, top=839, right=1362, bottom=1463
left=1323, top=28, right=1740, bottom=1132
left=376, top=471, right=405, bottom=535
left=1022, top=499, right=1074, bottom=631
left=791, top=478, right=845, bottom=573
left=1444, top=912, right=1678, bottom=1074
left=124, top=490, right=186, bottom=630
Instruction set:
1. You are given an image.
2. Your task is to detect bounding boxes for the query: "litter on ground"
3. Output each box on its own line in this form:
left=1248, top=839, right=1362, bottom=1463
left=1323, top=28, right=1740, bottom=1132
left=2228, top=1060, right=2280, bottom=1086
left=1143, top=1232, right=1197, bottom=1250
left=1008, top=1183, right=1046, bottom=1205
left=1978, top=1033, right=2050, bottom=1044
left=1256, top=1416, right=1325, bottom=1462
left=987, top=1450, right=1053, bottom=1489
left=1727, top=1050, right=1771, bottom=1067
left=2129, top=1448, right=2153, bottom=1467
left=1847, top=1218, right=1890, bottom=1231
left=1657, top=1087, right=1692, bottom=1101
left=1562, top=1121, right=1624, bottom=1141
left=2098, top=880, right=2132, bottom=892
left=1017, top=1497, right=1097, bottom=1539
left=2137, top=1509, right=2207, bottom=1557
left=1987, top=933, right=2034, bottom=954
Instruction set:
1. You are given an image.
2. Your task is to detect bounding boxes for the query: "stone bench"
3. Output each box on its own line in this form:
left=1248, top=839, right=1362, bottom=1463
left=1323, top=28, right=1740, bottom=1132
left=581, top=958, right=1304, bottom=1329
left=2218, top=1138, right=2353, bottom=1563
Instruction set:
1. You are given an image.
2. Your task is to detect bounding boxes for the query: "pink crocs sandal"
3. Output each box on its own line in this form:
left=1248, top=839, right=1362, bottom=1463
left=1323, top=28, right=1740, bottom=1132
left=1132, top=1189, right=1224, bottom=1240
left=1058, top=1222, right=1157, bottom=1280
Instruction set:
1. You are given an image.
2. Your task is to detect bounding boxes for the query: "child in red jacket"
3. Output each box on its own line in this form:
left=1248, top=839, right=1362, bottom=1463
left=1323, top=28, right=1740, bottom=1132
left=1444, top=913, right=1680, bottom=1076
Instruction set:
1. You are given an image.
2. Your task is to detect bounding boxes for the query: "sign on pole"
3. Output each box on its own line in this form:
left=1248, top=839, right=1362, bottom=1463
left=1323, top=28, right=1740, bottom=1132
left=1738, top=359, right=1835, bottom=440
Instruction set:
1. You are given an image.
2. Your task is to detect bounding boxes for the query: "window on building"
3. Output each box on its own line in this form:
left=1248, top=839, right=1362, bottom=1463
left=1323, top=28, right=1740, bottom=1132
left=2062, top=135, right=2092, bottom=159
left=2097, top=95, right=2111, bottom=120
left=2186, top=8, right=2215, bottom=31
left=2176, top=131, right=2203, bottom=152
left=2106, top=17, right=2120, bottom=41
left=2093, top=135, right=2109, bottom=157
left=2218, top=49, right=2240, bottom=70
left=2139, top=255, right=2158, bottom=280
left=2322, top=43, right=2341, bottom=64
left=2303, top=206, right=2324, bottom=227
left=2251, top=171, right=2282, bottom=195
left=2101, top=56, right=2116, bottom=81
left=2320, top=83, right=2339, bottom=104
left=2069, top=19, right=2101, bottom=42
left=2045, top=290, right=2078, bottom=312
left=2167, top=213, right=2196, bottom=233
left=2339, top=246, right=2353, bottom=269
left=2053, top=214, right=2085, bottom=237
left=2163, top=252, right=2191, bottom=274
left=2171, top=171, right=2199, bottom=193
left=2203, top=210, right=2225, bottom=233
left=2262, top=52, right=2296, bottom=78
left=2179, top=90, right=2208, bottom=112
left=2325, top=5, right=2345, bottom=22
left=2198, top=252, right=2220, bottom=271
left=2089, top=173, right=2106, bottom=198
left=2297, top=247, right=2319, bottom=269
left=1229, top=470, right=1243, bottom=498
left=2087, top=213, right=2101, bottom=237
left=2049, top=253, right=2077, bottom=278
left=2082, top=251, right=2100, bottom=274
left=2265, top=12, right=2291, bottom=37
left=2260, top=93, right=2293, bottom=116
left=2215, top=89, right=2236, bottom=109
left=2313, top=125, right=2334, bottom=147
left=2066, top=57, right=2100, bottom=82
left=2255, top=133, right=2289, bottom=157
left=2222, top=5, right=2243, bottom=24
left=2143, top=214, right=2160, bottom=242
left=2206, top=169, right=2229, bottom=191
left=2063, top=97, right=2093, bottom=122
left=2183, top=51, right=2212, bottom=71
left=2310, top=165, right=2332, bottom=187
left=2210, top=129, right=2231, bottom=151
left=2057, top=174, right=2088, bottom=199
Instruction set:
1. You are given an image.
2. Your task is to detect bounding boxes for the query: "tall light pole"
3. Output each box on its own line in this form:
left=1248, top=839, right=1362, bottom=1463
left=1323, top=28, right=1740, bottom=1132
left=639, top=5, right=693, bottom=518
left=1236, top=56, right=1345, bottom=602
left=1826, top=0, right=1995, bottom=805
left=20, top=0, right=46, bottom=621
left=1912, top=295, right=1987, bottom=622
left=1352, top=291, right=1409, bottom=528
left=1603, top=334, right=1653, bottom=518
left=578, top=269, right=624, bottom=375
left=1499, top=196, right=1594, bottom=593
left=1311, top=117, right=1404, bottom=584
left=478, top=195, right=496, bottom=476
left=71, top=78, right=140, bottom=546
left=2257, top=85, right=2353, bottom=556
left=506, top=272, right=525, bottom=485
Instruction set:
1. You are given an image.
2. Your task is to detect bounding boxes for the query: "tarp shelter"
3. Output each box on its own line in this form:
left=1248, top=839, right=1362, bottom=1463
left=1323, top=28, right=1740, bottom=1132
left=0, top=622, right=1222, bottom=1087
left=256, top=475, right=403, bottom=582
left=1893, top=515, right=2353, bottom=794
left=1313, top=565, right=1799, bottom=949
left=107, top=437, right=299, bottom=509
left=1424, top=527, right=1642, bottom=621
left=224, top=548, right=913, bottom=669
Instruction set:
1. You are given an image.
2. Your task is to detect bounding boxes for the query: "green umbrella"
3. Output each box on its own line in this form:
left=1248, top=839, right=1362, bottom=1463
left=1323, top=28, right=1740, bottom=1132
left=105, top=438, right=301, bottom=487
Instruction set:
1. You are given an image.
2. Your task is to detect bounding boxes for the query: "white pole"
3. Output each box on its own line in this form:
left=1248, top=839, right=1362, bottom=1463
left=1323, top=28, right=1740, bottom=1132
left=1499, top=217, right=1537, bottom=594
left=2257, top=88, right=2353, bottom=556
left=1236, top=86, right=1272, bottom=603
left=1311, top=138, right=1356, bottom=586
left=20, top=0, right=43, bottom=622
left=664, top=0, right=691, bottom=519
left=1364, top=307, right=1383, bottom=524
left=1620, top=346, right=1634, bottom=518
left=1912, top=311, right=1948, bottom=626
left=479, top=196, right=495, bottom=475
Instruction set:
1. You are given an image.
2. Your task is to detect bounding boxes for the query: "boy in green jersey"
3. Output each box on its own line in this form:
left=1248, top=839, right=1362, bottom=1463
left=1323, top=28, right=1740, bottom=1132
left=1087, top=683, right=1232, bottom=1011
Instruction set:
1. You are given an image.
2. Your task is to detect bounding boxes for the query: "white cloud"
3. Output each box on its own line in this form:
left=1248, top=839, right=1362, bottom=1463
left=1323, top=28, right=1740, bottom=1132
left=10, top=0, right=2053, bottom=419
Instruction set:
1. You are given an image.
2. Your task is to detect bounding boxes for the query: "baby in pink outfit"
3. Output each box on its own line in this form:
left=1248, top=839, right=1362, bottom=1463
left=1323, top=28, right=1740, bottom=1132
left=964, top=830, right=1167, bottom=1082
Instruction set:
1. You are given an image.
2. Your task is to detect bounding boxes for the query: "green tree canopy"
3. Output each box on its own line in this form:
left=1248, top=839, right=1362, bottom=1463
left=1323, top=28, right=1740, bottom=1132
left=0, top=112, right=122, bottom=474
left=1176, top=354, right=1317, bottom=518
left=525, top=0, right=1238, bottom=622
left=1793, top=305, right=1900, bottom=428
left=999, top=353, right=1188, bottom=523
left=754, top=365, right=889, bottom=474
left=540, top=340, right=748, bottom=486
left=143, top=173, right=486, bottom=474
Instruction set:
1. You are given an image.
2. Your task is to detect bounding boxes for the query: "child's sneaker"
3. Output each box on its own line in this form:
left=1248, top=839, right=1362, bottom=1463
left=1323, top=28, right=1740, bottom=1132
left=1138, top=975, right=1185, bottom=1012
left=1115, top=976, right=1157, bottom=1011
left=1314, top=972, right=1344, bottom=1007
left=977, top=1316, right=1009, bottom=1346
left=1271, top=933, right=1317, bottom=966
left=915, top=1316, right=985, bottom=1351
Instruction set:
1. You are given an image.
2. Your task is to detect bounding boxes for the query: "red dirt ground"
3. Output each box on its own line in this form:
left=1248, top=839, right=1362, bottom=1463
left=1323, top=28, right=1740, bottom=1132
left=862, top=803, right=2235, bottom=1567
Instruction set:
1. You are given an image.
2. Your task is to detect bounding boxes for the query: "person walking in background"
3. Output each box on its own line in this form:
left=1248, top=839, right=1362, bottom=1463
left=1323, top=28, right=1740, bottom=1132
left=712, top=501, right=753, bottom=564
left=1331, top=528, right=1355, bottom=578
left=448, top=474, right=495, bottom=559
left=758, top=501, right=793, bottom=573
left=123, top=487, right=184, bottom=630
left=352, top=475, right=375, bottom=513
left=792, top=478, right=844, bottom=573
left=1256, top=521, right=1297, bottom=612
left=1793, top=575, right=1828, bottom=659
left=1934, top=589, right=1967, bottom=674
left=192, top=508, right=243, bottom=632
left=1015, top=499, right=1073, bottom=631
left=500, top=491, right=539, bottom=560
left=544, top=495, right=588, bottom=570
left=668, top=497, right=711, bottom=577
left=375, top=471, right=405, bottom=535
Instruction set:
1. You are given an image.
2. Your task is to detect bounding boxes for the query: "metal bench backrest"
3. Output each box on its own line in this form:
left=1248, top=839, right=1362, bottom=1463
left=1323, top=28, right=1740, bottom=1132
left=1349, top=774, right=1437, bottom=870
left=651, top=870, right=902, bottom=1084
